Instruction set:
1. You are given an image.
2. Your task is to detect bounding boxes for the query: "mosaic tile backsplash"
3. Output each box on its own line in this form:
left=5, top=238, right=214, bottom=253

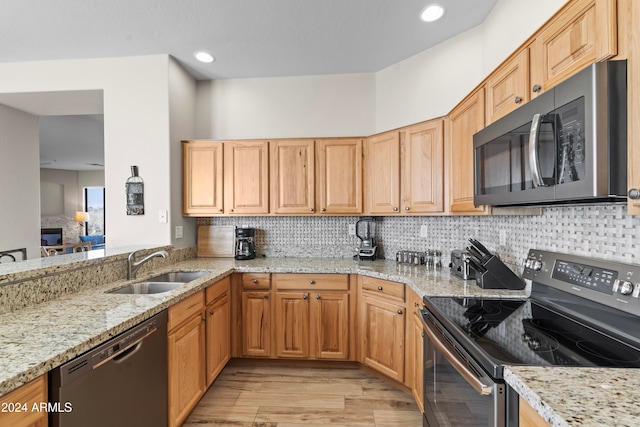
left=200, top=204, right=639, bottom=266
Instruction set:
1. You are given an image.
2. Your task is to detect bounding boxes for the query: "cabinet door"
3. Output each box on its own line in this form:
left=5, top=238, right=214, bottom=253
left=519, top=397, right=550, bottom=427
left=365, top=131, right=400, bottom=214
left=401, top=120, right=444, bottom=214
left=0, top=375, right=47, bottom=427
left=224, top=140, right=269, bottom=214
left=448, top=89, right=488, bottom=214
left=627, top=0, right=640, bottom=214
left=360, top=295, right=405, bottom=382
left=182, top=140, right=224, bottom=216
left=241, top=291, right=272, bottom=357
left=206, top=292, right=230, bottom=386
left=485, top=49, right=529, bottom=124
left=168, top=314, right=206, bottom=427
left=270, top=139, right=315, bottom=214
left=316, top=138, right=363, bottom=214
left=530, top=0, right=617, bottom=98
left=310, top=291, right=350, bottom=359
left=411, top=312, right=425, bottom=413
left=275, top=292, right=310, bottom=358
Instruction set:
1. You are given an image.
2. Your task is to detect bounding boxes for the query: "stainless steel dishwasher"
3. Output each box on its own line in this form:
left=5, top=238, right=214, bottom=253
left=50, top=310, right=168, bottom=427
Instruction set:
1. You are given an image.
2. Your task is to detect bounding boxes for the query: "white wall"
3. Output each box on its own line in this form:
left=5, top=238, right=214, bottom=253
left=0, top=55, right=173, bottom=249
left=195, top=73, right=375, bottom=139
left=40, top=169, right=79, bottom=215
left=0, top=105, right=40, bottom=259
left=168, top=58, right=197, bottom=248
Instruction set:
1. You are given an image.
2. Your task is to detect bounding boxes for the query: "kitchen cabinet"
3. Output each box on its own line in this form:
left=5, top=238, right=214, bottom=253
left=223, top=140, right=269, bottom=214
left=241, top=274, right=272, bottom=357
left=0, top=374, right=47, bottom=427
left=270, top=139, right=315, bottom=214
left=182, top=140, right=224, bottom=216
left=358, top=276, right=406, bottom=382
left=274, top=274, right=351, bottom=360
left=627, top=0, right=640, bottom=214
left=168, top=291, right=206, bottom=427
left=400, top=120, right=445, bottom=214
left=205, top=277, right=231, bottom=386
left=316, top=138, right=363, bottom=214
left=529, top=0, right=617, bottom=98
left=365, top=130, right=401, bottom=214
left=448, top=88, right=488, bottom=214
left=484, top=49, right=529, bottom=125
left=519, top=397, right=550, bottom=427
left=405, top=289, right=425, bottom=412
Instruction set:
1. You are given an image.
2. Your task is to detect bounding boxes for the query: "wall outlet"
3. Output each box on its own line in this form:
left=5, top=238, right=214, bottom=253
left=175, top=226, right=183, bottom=239
left=158, top=209, right=168, bottom=223
left=420, top=225, right=428, bottom=238
left=499, top=229, right=507, bottom=246
left=348, top=224, right=356, bottom=236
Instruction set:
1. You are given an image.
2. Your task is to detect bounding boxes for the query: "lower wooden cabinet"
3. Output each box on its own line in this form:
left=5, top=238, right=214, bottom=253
left=408, top=297, right=425, bottom=412
left=0, top=374, right=47, bottom=427
left=519, top=397, right=550, bottom=427
left=168, top=291, right=206, bottom=427
left=274, top=291, right=311, bottom=358
left=358, top=277, right=406, bottom=382
left=205, top=277, right=231, bottom=386
left=242, top=290, right=272, bottom=357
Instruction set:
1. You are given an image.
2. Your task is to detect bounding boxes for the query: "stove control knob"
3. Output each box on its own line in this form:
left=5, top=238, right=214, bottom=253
left=525, top=259, right=542, bottom=271
left=617, top=280, right=635, bottom=296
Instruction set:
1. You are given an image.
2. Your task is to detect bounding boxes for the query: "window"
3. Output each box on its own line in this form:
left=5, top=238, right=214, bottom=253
left=84, top=187, right=105, bottom=236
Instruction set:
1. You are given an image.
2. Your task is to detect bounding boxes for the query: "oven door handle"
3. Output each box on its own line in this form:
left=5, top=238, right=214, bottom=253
left=422, top=318, right=493, bottom=396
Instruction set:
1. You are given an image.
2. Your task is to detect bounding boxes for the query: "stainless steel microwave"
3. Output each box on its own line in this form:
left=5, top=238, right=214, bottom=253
left=473, top=60, right=627, bottom=207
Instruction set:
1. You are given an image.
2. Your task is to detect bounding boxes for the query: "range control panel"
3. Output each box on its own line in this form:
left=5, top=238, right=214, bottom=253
left=524, top=250, right=640, bottom=315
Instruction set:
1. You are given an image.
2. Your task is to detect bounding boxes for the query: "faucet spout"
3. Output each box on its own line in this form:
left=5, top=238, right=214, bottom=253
left=128, top=250, right=168, bottom=280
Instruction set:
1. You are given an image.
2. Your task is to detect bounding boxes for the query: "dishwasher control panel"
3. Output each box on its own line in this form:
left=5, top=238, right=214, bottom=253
left=92, top=317, right=159, bottom=367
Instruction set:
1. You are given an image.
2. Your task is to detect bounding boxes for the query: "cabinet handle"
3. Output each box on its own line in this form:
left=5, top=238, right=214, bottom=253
left=393, top=207, right=398, bottom=212
left=629, top=189, right=640, bottom=200
left=421, top=331, right=425, bottom=338
left=209, top=310, right=214, bottom=315
left=514, top=96, right=522, bottom=104
left=321, top=208, right=326, bottom=212
left=230, top=209, right=234, bottom=212
left=263, top=294, right=269, bottom=299
left=532, top=84, right=541, bottom=93
left=201, top=314, right=206, bottom=321
left=253, top=279, right=258, bottom=284
left=303, top=293, right=308, bottom=300
left=219, top=209, right=223, bottom=212
left=397, top=310, right=403, bottom=315
left=309, top=280, right=316, bottom=285
left=316, top=295, right=320, bottom=300
left=309, top=208, right=314, bottom=212
left=377, top=286, right=383, bottom=291
left=404, top=206, right=410, bottom=211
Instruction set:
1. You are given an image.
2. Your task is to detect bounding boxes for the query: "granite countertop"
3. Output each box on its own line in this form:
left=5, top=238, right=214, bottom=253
left=0, top=256, right=630, bottom=426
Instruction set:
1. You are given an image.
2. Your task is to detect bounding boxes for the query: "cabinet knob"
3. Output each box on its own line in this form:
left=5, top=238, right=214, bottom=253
left=421, top=331, right=425, bottom=338
left=201, top=314, right=206, bottom=321
left=321, top=208, right=326, bottom=212
left=309, top=280, right=316, bottom=285
left=397, top=310, right=403, bottom=315
left=253, top=279, right=258, bottom=284
left=629, top=189, right=640, bottom=200
left=514, top=96, right=522, bottom=104
left=532, top=84, right=541, bottom=93
left=309, top=208, right=314, bottom=212
left=404, top=206, right=410, bottom=211
left=316, top=295, right=320, bottom=300
left=303, top=293, right=308, bottom=300
left=393, top=207, right=398, bottom=212
left=377, top=286, right=383, bottom=291
left=209, top=310, right=214, bottom=315
left=263, top=294, right=269, bottom=299
left=219, top=209, right=223, bottom=212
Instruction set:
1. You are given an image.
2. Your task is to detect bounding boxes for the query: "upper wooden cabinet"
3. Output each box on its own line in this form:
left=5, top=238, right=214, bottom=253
left=628, top=0, right=640, bottom=214
left=316, top=138, right=363, bottom=214
left=365, top=131, right=401, bottom=214
left=182, top=140, right=224, bottom=216
left=448, top=89, right=488, bottom=214
left=270, top=139, right=316, bottom=214
left=366, top=119, right=444, bottom=215
left=223, top=140, right=269, bottom=214
left=529, top=0, right=617, bottom=98
left=485, top=49, right=530, bottom=125
left=400, top=120, right=445, bottom=214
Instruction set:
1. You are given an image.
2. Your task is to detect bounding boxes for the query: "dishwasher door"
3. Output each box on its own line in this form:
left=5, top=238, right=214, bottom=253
left=50, top=310, right=168, bottom=427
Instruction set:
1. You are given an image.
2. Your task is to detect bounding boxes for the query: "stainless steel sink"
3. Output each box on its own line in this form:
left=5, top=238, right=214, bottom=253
left=107, top=271, right=211, bottom=294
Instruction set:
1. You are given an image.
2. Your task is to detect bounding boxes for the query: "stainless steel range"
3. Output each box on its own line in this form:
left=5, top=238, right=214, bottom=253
left=420, top=249, right=640, bottom=427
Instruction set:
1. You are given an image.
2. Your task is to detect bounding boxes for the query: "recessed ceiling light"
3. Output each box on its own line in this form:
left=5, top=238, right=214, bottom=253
left=420, top=4, right=445, bottom=22
left=194, top=51, right=215, bottom=63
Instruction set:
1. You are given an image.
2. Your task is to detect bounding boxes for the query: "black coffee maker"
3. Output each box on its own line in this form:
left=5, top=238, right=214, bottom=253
left=235, top=228, right=256, bottom=260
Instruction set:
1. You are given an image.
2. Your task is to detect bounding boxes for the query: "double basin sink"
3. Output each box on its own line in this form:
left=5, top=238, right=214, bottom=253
left=108, top=271, right=211, bottom=294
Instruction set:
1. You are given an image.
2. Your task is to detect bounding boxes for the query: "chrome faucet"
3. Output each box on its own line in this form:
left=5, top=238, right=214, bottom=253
left=127, top=250, right=168, bottom=279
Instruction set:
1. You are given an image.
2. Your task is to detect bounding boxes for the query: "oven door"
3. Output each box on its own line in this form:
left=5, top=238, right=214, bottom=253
left=421, top=309, right=505, bottom=427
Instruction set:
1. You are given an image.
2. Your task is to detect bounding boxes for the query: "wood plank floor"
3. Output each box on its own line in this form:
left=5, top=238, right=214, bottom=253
left=184, top=365, right=423, bottom=427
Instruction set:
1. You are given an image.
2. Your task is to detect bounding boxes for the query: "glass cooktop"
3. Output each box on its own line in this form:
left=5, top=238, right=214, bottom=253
left=424, top=296, right=640, bottom=370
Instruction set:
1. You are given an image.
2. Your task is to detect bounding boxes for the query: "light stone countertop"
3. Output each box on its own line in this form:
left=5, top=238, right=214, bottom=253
left=1, top=256, right=630, bottom=426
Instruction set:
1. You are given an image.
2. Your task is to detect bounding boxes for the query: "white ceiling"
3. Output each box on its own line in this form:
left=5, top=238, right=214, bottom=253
left=0, top=0, right=498, bottom=171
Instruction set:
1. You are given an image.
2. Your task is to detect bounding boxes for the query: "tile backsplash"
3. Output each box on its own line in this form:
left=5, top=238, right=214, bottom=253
left=199, top=204, right=639, bottom=266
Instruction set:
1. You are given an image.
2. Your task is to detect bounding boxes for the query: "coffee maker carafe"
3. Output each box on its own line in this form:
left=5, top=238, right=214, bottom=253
left=235, top=228, right=256, bottom=260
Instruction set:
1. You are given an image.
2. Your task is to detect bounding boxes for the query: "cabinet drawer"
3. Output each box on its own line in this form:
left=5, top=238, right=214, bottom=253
left=242, top=273, right=271, bottom=289
left=206, top=276, right=230, bottom=305
left=169, top=291, right=204, bottom=332
left=274, top=273, right=349, bottom=290
left=361, top=276, right=405, bottom=301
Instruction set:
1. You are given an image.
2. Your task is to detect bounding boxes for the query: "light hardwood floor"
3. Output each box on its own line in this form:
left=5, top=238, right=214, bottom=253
left=184, top=365, right=423, bottom=427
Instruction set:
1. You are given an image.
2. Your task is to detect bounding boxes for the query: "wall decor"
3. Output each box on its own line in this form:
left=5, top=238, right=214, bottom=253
left=125, top=165, right=144, bottom=215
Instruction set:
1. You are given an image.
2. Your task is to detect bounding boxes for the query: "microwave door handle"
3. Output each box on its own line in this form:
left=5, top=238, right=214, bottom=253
left=528, top=113, right=546, bottom=187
